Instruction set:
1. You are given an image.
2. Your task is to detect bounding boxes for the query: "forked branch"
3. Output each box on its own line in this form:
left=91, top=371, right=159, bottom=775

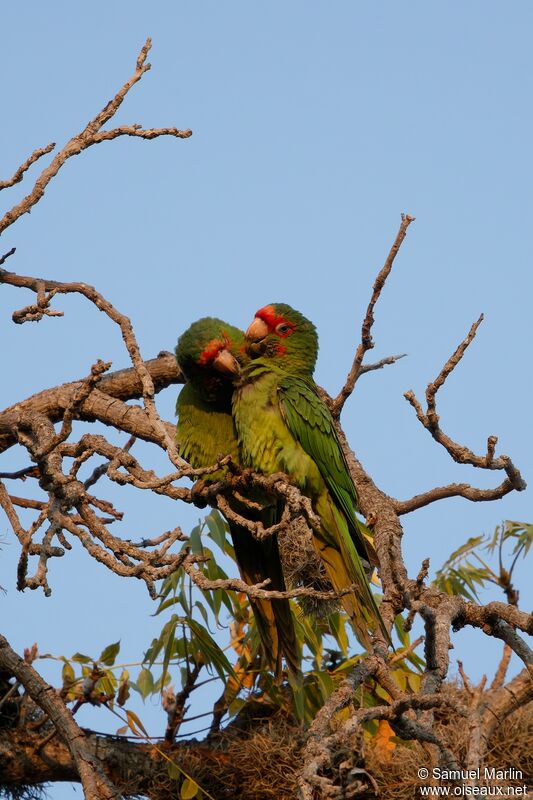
left=396, top=316, right=526, bottom=514
left=331, top=213, right=415, bottom=418
left=0, top=38, right=191, bottom=236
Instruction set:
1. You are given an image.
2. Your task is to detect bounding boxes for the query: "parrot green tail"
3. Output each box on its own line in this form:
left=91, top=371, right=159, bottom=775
left=211, top=499, right=301, bottom=680
left=314, top=492, right=384, bottom=650
left=228, top=502, right=300, bottom=679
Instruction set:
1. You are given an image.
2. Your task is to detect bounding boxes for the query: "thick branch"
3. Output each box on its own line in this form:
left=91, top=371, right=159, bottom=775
left=483, top=667, right=533, bottom=742
left=0, top=352, right=181, bottom=456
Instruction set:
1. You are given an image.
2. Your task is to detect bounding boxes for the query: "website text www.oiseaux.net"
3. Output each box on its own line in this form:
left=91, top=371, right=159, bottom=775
left=417, top=767, right=529, bottom=796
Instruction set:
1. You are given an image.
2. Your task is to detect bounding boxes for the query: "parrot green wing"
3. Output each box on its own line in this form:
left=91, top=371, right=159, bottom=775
left=277, top=376, right=370, bottom=560
left=277, top=376, right=389, bottom=645
left=176, top=382, right=239, bottom=482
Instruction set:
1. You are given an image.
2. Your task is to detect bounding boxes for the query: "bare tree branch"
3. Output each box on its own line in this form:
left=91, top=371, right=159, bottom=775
left=0, top=246, right=16, bottom=265
left=396, top=316, right=526, bottom=514
left=0, top=269, right=187, bottom=467
left=0, top=144, right=56, bottom=191
left=331, top=213, right=415, bottom=418
left=394, top=477, right=520, bottom=515
left=0, top=38, right=191, bottom=236
left=0, top=352, right=181, bottom=456
left=358, top=352, right=407, bottom=376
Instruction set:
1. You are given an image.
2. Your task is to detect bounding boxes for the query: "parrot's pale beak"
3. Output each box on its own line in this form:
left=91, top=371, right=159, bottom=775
left=246, top=317, right=269, bottom=342
left=212, top=349, right=240, bottom=375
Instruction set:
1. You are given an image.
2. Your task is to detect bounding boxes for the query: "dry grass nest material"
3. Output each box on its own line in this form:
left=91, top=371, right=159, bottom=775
left=167, top=689, right=532, bottom=800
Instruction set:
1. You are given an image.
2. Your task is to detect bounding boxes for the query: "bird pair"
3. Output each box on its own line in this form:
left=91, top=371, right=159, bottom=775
left=175, top=303, right=387, bottom=679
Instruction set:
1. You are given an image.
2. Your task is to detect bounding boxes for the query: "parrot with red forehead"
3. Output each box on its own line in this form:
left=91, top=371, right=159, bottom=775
left=175, top=317, right=299, bottom=678
left=232, top=303, right=388, bottom=649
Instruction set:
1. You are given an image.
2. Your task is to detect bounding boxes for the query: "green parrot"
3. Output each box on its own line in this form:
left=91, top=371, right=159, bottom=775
left=232, top=303, right=388, bottom=650
left=175, top=317, right=300, bottom=678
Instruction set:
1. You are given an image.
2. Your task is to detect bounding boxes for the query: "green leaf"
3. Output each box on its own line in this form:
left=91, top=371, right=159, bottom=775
left=167, top=761, right=182, bottom=780
left=161, top=617, right=179, bottom=689
left=154, top=594, right=183, bottom=616
left=289, top=672, right=305, bottom=722
left=394, top=615, right=410, bottom=648
left=137, top=668, right=154, bottom=698
left=71, top=652, right=92, bottom=664
left=328, top=612, right=348, bottom=656
left=188, top=522, right=204, bottom=554
left=188, top=618, right=236, bottom=682
left=152, top=671, right=172, bottom=693
left=99, top=641, right=120, bottom=666
left=194, top=600, right=212, bottom=629
left=315, top=670, right=335, bottom=701
left=99, top=671, right=118, bottom=697
left=181, top=777, right=200, bottom=799
left=62, top=661, right=75, bottom=686
left=126, top=708, right=149, bottom=737
left=205, top=511, right=228, bottom=551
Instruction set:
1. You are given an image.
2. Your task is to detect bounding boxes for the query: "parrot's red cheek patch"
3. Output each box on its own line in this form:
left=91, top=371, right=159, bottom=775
left=276, top=343, right=287, bottom=356
left=198, top=339, right=224, bottom=366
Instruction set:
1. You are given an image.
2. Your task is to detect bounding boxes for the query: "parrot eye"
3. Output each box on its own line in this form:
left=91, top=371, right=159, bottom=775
left=275, top=322, right=293, bottom=336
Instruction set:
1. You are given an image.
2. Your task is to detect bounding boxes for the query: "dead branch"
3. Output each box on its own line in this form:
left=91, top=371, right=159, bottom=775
left=0, top=269, right=187, bottom=468
left=397, top=316, right=526, bottom=514
left=0, top=143, right=56, bottom=191
left=490, top=644, right=512, bottom=692
left=358, top=352, right=407, bottom=376
left=0, top=38, right=191, bottom=236
left=0, top=351, right=181, bottom=456
left=0, top=464, right=40, bottom=480
left=394, top=478, right=521, bottom=514
left=182, top=556, right=368, bottom=602
left=0, top=246, right=16, bottom=265
left=331, top=213, right=415, bottom=418
left=163, top=656, right=204, bottom=742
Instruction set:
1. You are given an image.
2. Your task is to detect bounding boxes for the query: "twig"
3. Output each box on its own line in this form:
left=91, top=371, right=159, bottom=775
left=331, top=213, right=415, bottom=418
left=389, top=635, right=424, bottom=665
left=0, top=465, right=40, bottom=480
left=182, top=556, right=370, bottom=602
left=357, top=352, right=407, bottom=377
left=0, top=144, right=55, bottom=190
left=490, top=644, right=512, bottom=691
left=0, top=247, right=16, bottom=265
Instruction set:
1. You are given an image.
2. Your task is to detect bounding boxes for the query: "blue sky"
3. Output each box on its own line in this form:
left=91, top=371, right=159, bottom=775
left=1, top=3, right=532, bottom=797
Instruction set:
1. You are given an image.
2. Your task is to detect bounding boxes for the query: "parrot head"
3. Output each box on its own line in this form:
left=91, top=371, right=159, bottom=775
left=176, top=317, right=245, bottom=399
left=246, top=303, right=318, bottom=375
